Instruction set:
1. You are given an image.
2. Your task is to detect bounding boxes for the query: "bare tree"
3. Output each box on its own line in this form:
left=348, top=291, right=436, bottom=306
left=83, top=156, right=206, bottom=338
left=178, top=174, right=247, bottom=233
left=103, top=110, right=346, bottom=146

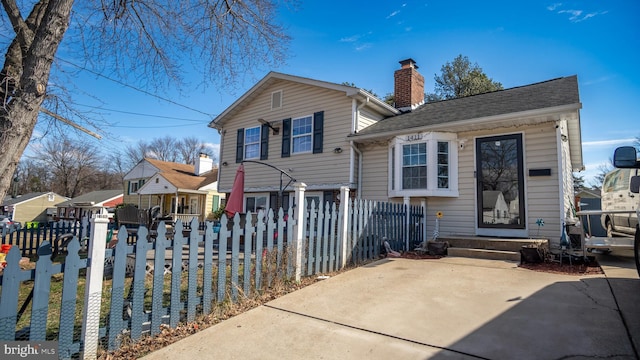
left=31, top=135, right=101, bottom=197
left=124, top=142, right=151, bottom=169
left=0, top=0, right=291, bottom=201
left=589, top=159, right=614, bottom=190
left=177, top=136, right=207, bottom=165
left=148, top=136, right=179, bottom=162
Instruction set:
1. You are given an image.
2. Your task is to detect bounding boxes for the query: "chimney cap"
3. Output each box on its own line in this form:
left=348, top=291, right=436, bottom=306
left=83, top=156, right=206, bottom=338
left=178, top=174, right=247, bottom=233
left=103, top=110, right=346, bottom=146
left=399, top=58, right=418, bottom=69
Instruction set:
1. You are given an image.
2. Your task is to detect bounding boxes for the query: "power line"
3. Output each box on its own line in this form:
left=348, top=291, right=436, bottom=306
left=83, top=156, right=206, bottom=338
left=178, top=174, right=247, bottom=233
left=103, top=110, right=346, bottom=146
left=111, top=122, right=209, bottom=129
left=56, top=57, right=215, bottom=118
left=74, top=103, right=209, bottom=122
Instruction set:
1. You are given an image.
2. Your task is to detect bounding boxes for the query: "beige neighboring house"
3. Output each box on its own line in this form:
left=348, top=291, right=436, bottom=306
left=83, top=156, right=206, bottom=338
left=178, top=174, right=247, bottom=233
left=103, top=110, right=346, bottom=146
left=122, top=154, right=224, bottom=222
left=1, top=192, right=68, bottom=224
left=209, top=58, right=583, bottom=249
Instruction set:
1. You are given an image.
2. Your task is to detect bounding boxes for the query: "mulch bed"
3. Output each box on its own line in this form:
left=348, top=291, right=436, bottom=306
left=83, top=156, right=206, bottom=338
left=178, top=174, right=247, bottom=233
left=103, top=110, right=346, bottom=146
left=518, top=258, right=604, bottom=275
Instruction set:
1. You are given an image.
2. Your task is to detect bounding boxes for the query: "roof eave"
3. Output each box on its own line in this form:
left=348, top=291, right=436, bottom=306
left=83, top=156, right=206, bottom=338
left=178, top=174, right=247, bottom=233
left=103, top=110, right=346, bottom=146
left=209, top=72, right=398, bottom=129
left=350, top=103, right=582, bottom=142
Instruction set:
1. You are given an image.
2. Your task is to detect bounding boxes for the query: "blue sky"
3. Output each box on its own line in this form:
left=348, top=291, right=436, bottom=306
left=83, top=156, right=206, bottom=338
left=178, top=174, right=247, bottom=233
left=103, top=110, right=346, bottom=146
left=35, top=1, right=639, bottom=186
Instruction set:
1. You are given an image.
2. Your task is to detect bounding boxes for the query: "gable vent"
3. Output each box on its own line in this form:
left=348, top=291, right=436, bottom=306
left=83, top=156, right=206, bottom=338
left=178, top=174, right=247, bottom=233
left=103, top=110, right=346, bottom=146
left=271, top=90, right=282, bottom=110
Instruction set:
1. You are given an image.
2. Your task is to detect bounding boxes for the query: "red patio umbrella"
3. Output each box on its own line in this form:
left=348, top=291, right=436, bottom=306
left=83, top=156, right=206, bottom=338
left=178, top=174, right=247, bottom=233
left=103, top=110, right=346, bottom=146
left=225, top=164, right=245, bottom=218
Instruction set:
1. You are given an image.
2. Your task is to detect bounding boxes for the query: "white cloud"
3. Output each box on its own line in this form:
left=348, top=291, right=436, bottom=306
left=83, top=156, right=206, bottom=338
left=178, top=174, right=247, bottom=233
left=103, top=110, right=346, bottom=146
left=387, top=10, right=400, bottom=19
left=557, top=9, right=607, bottom=22
left=355, top=43, right=372, bottom=51
left=582, top=138, right=636, bottom=147
left=582, top=75, right=614, bottom=86
left=547, top=3, right=562, bottom=11
left=340, top=35, right=361, bottom=43
left=203, top=142, right=220, bottom=160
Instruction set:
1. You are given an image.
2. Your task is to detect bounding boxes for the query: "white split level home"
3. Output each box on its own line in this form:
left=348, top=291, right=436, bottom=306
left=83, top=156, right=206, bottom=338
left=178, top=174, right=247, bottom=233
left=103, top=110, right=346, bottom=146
left=209, top=58, right=583, bottom=252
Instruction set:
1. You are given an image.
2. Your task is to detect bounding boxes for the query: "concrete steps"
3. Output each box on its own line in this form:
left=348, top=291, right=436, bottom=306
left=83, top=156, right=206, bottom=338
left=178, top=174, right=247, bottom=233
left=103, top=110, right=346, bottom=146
left=437, top=236, right=549, bottom=262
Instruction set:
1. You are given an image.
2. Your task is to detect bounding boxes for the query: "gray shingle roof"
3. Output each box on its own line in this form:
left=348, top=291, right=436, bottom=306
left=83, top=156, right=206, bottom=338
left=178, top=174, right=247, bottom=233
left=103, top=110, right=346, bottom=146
left=1, top=192, right=50, bottom=206
left=57, top=189, right=122, bottom=207
left=352, top=75, right=579, bottom=137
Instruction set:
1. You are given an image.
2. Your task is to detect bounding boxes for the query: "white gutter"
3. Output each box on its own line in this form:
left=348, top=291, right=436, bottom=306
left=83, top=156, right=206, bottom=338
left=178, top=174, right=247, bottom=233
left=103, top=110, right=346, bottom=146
left=350, top=103, right=582, bottom=142
left=350, top=98, right=369, bottom=198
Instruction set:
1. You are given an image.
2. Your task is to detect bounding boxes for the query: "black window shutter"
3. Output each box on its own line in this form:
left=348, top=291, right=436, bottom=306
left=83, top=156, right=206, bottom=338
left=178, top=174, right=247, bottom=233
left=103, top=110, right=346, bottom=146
left=260, top=124, right=269, bottom=160
left=236, top=128, right=244, bottom=163
left=281, top=118, right=291, bottom=158
left=313, top=111, right=324, bottom=154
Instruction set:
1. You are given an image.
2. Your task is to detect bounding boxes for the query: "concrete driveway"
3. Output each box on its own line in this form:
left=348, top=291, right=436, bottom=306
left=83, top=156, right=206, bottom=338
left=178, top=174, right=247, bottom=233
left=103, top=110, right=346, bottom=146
left=142, top=252, right=640, bottom=360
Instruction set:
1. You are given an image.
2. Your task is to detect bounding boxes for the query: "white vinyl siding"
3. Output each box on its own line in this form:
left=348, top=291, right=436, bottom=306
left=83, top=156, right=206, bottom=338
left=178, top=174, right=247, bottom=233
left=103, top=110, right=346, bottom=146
left=523, top=125, right=561, bottom=244
left=218, top=81, right=356, bottom=193
left=360, top=145, right=391, bottom=202
left=357, top=109, right=384, bottom=132
left=452, top=126, right=560, bottom=239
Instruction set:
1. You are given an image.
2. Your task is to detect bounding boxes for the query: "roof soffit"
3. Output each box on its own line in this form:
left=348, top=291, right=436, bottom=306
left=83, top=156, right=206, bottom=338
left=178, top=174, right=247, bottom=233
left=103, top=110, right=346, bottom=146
left=210, top=72, right=397, bottom=129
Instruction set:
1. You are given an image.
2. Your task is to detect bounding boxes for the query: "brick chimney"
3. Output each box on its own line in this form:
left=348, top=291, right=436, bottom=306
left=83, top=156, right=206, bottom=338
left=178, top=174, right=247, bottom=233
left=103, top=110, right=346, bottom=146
left=195, top=153, right=213, bottom=176
left=394, top=58, right=425, bottom=111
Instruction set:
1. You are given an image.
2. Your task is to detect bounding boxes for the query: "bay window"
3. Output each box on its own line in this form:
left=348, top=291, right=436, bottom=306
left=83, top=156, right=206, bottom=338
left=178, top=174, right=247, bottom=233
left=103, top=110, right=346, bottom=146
left=389, top=132, right=458, bottom=197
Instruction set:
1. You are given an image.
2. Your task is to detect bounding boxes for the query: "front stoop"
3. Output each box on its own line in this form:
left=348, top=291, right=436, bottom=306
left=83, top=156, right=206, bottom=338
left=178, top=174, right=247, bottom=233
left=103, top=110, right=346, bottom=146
left=438, top=236, right=549, bottom=262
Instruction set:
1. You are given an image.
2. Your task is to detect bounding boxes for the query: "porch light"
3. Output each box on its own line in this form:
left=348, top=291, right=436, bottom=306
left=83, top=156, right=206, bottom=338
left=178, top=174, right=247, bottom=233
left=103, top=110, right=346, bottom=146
left=258, top=118, right=279, bottom=135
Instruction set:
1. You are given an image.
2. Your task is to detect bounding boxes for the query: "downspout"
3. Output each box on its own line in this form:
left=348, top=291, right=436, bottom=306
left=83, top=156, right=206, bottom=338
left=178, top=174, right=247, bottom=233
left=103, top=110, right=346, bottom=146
left=555, top=121, right=567, bottom=253
left=350, top=97, right=369, bottom=199
left=351, top=144, right=363, bottom=199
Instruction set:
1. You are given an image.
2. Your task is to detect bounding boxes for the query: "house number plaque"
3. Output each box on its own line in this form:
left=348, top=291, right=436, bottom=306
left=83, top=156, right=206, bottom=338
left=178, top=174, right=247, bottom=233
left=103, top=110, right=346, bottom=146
left=405, top=133, right=424, bottom=141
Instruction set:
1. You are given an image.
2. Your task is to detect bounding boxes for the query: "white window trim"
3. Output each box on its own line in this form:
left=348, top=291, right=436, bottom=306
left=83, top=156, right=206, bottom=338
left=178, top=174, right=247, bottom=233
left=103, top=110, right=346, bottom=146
left=291, top=115, right=313, bottom=154
left=244, top=193, right=269, bottom=213
left=304, top=191, right=323, bottom=209
left=388, top=132, right=459, bottom=198
left=244, top=126, right=261, bottom=160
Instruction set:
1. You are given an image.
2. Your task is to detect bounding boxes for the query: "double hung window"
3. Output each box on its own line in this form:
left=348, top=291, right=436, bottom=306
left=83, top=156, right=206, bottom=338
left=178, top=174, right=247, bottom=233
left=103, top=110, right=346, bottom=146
left=389, top=133, right=458, bottom=197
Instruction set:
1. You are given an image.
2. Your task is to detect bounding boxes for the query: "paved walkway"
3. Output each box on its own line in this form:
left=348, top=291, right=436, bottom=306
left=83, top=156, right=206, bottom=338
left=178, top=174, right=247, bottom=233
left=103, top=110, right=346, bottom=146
left=141, top=252, right=640, bottom=360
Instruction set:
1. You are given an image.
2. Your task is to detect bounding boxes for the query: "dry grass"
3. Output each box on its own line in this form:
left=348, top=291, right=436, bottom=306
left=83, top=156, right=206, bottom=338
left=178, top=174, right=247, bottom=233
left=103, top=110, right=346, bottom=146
left=97, top=266, right=351, bottom=360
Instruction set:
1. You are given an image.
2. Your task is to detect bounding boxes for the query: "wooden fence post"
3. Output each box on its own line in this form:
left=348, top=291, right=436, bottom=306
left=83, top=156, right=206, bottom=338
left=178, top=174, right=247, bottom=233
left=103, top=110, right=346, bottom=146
left=339, top=186, right=350, bottom=268
left=81, top=213, right=109, bottom=360
left=293, top=182, right=306, bottom=282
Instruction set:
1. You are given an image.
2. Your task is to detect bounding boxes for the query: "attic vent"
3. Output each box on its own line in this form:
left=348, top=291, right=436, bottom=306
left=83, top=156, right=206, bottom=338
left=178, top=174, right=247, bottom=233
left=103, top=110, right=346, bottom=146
left=271, top=90, right=282, bottom=110
left=48, top=193, right=55, bottom=201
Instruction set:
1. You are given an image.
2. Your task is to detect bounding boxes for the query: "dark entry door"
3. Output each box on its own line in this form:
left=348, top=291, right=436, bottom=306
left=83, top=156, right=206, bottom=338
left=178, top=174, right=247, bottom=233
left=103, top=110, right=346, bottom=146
left=476, top=134, right=525, bottom=229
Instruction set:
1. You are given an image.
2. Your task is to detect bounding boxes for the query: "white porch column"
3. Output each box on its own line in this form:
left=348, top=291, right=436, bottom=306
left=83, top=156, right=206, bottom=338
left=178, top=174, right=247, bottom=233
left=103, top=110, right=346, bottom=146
left=292, top=182, right=307, bottom=282
left=82, top=213, right=109, bottom=360
left=339, top=186, right=350, bottom=268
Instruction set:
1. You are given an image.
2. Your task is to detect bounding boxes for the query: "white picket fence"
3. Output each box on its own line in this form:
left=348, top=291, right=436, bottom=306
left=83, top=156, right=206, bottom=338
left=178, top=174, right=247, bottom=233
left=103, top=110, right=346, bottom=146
left=0, top=183, right=424, bottom=359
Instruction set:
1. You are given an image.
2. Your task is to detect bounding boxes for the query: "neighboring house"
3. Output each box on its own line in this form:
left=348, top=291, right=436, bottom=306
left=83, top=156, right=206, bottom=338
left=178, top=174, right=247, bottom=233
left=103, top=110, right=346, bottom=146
left=1, top=192, right=68, bottom=224
left=482, top=191, right=510, bottom=225
left=56, top=189, right=123, bottom=221
left=122, top=154, right=224, bottom=222
left=209, top=58, right=583, bottom=248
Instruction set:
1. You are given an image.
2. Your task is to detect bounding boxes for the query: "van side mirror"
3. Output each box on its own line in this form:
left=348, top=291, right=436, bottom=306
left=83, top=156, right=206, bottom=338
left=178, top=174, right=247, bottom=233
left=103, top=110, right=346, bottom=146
left=631, top=176, right=640, bottom=194
left=613, top=146, right=640, bottom=168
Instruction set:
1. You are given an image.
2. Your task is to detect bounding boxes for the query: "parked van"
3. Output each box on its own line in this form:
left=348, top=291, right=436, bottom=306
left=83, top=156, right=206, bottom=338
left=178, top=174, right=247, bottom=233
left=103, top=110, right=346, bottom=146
left=600, top=167, right=639, bottom=236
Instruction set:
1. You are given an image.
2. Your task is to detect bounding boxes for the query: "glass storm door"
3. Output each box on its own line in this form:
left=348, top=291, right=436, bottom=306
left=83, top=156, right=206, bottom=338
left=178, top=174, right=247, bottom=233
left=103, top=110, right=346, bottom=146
left=476, top=134, right=525, bottom=229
